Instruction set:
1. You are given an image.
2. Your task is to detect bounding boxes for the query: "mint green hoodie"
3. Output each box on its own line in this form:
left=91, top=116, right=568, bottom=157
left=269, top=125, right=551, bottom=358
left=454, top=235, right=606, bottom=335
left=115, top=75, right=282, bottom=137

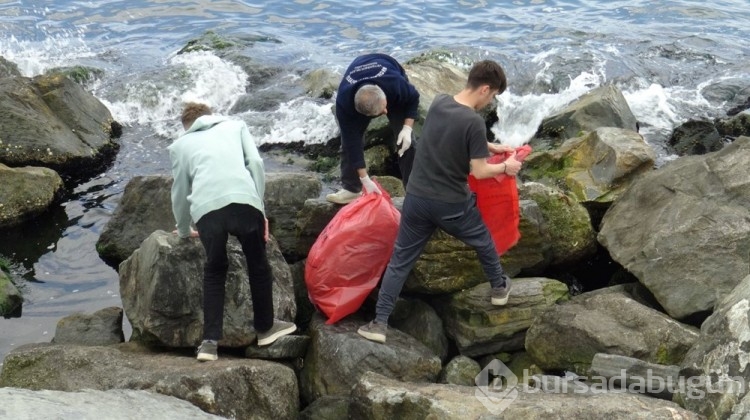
left=168, top=115, right=265, bottom=238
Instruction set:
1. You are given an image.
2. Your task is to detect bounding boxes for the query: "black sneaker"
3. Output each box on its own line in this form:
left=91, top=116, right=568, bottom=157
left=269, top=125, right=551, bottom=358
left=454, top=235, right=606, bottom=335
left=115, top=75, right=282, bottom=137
left=357, top=320, right=387, bottom=343
left=491, top=277, right=512, bottom=306
left=257, top=320, right=297, bottom=346
left=196, top=340, right=218, bottom=362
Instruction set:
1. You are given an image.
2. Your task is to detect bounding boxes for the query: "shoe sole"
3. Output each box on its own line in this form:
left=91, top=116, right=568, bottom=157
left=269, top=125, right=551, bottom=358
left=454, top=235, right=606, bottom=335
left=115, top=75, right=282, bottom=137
left=491, top=295, right=510, bottom=305
left=257, top=324, right=297, bottom=346
left=196, top=353, right=218, bottom=362
left=357, top=328, right=386, bottom=344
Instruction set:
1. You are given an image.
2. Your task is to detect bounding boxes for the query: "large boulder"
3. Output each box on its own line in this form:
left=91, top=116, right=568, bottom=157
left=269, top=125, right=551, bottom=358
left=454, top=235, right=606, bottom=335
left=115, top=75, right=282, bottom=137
left=534, top=84, right=638, bottom=148
left=436, top=278, right=569, bottom=357
left=525, top=286, right=700, bottom=375
left=300, top=314, right=441, bottom=404
left=668, top=119, right=724, bottom=156
left=598, top=136, right=750, bottom=320
left=0, top=74, right=120, bottom=179
left=523, top=127, right=656, bottom=207
left=349, top=371, right=702, bottom=419
left=52, top=307, right=125, bottom=346
left=517, top=182, right=598, bottom=266
left=119, top=230, right=296, bottom=348
left=96, top=175, right=173, bottom=267
left=0, top=163, right=63, bottom=228
left=0, top=343, right=299, bottom=420
left=675, top=274, right=750, bottom=419
left=0, top=388, right=225, bottom=420
left=264, top=172, right=322, bottom=262
left=0, top=269, right=22, bottom=317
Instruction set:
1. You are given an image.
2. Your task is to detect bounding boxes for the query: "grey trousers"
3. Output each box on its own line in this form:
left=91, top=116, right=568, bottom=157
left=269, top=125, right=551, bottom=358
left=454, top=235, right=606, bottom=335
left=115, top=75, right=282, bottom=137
left=374, top=193, right=507, bottom=324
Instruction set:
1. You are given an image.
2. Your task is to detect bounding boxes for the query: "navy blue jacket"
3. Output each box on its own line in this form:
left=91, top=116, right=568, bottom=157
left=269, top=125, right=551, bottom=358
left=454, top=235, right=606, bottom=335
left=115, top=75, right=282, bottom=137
left=335, top=53, right=420, bottom=169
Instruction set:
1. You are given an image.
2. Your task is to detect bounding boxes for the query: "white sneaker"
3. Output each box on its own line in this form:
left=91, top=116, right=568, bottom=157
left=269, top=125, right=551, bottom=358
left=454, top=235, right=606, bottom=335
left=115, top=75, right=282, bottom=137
left=326, top=188, right=361, bottom=204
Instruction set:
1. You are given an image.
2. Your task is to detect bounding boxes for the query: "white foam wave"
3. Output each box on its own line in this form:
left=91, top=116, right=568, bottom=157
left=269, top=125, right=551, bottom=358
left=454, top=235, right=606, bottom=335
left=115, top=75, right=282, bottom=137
left=247, top=98, right=339, bottom=146
left=101, top=51, right=247, bottom=138
left=492, top=71, right=604, bottom=147
left=0, top=33, right=94, bottom=77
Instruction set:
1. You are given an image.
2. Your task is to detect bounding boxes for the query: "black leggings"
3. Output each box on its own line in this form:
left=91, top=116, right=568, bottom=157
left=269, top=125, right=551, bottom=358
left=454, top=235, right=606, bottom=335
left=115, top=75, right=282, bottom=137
left=196, top=203, right=273, bottom=340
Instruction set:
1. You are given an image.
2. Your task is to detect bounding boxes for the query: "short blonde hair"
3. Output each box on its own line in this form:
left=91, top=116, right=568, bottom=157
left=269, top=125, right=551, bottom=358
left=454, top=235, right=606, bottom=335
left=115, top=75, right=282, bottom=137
left=181, top=102, right=212, bottom=128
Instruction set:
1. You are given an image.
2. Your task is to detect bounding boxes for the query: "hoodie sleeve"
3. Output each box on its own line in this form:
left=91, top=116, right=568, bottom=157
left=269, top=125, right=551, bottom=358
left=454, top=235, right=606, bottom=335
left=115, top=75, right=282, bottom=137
left=240, top=122, right=266, bottom=215
left=169, top=144, right=193, bottom=238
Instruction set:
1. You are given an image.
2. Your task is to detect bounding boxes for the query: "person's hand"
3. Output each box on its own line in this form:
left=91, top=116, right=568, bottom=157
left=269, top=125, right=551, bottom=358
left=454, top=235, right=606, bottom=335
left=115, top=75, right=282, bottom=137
left=397, top=125, right=413, bottom=157
left=503, top=152, right=522, bottom=176
left=264, top=217, right=269, bottom=243
left=360, top=175, right=382, bottom=195
left=488, top=142, right=515, bottom=155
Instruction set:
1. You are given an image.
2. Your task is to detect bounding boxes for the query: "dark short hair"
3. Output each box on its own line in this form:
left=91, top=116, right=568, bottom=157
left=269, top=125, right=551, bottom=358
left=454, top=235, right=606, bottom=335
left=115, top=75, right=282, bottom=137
left=181, top=102, right=212, bottom=128
left=466, top=60, right=507, bottom=94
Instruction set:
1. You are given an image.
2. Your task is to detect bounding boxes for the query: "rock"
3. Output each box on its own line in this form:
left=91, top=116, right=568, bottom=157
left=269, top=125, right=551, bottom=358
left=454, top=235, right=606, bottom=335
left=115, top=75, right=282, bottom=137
left=299, top=396, right=350, bottom=420
left=668, top=119, right=724, bottom=156
left=349, top=371, right=702, bottom=419
left=302, top=68, right=340, bottom=99
left=52, top=307, right=125, bottom=346
left=717, top=112, right=750, bottom=138
left=0, top=56, right=21, bottom=77
left=518, top=182, right=598, bottom=266
left=589, top=353, right=680, bottom=399
left=264, top=172, right=322, bottom=262
left=523, top=127, right=656, bottom=207
left=391, top=298, right=450, bottom=362
left=0, top=74, right=120, bottom=180
left=439, top=356, right=482, bottom=386
left=289, top=260, right=316, bottom=329
left=0, top=269, right=22, bottom=317
left=0, top=163, right=63, bottom=228
left=299, top=313, right=441, bottom=404
left=0, top=387, right=225, bottom=419
left=598, top=136, right=750, bottom=320
left=525, top=287, right=700, bottom=375
left=403, top=56, right=467, bottom=117
left=119, top=230, right=296, bottom=348
left=500, top=199, right=549, bottom=275
left=675, top=274, right=750, bottom=419
left=0, top=343, right=299, bottom=420
left=295, top=198, right=340, bottom=259
left=534, top=84, right=638, bottom=148
left=244, top=335, right=309, bottom=360
left=437, top=278, right=569, bottom=356
left=96, top=175, right=174, bottom=267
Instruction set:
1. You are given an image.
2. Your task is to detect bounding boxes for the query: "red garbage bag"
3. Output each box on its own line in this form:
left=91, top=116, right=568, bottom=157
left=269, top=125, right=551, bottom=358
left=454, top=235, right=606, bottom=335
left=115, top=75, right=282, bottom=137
left=468, top=145, right=532, bottom=255
left=305, top=182, right=400, bottom=324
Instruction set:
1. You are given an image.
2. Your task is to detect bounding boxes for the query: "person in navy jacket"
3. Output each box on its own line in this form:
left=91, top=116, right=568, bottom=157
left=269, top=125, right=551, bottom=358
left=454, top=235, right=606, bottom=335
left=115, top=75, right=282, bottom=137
left=326, top=53, right=420, bottom=204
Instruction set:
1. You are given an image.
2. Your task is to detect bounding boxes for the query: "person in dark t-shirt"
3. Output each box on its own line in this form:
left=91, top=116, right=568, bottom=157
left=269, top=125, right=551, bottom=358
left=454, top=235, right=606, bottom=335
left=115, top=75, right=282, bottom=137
left=326, top=53, right=420, bottom=204
left=357, top=60, right=523, bottom=344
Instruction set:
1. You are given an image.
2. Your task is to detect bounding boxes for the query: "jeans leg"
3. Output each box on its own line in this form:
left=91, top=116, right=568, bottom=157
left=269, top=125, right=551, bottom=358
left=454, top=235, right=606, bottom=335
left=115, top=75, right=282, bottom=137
left=438, top=196, right=507, bottom=288
left=375, top=194, right=436, bottom=324
left=196, top=209, right=230, bottom=341
left=228, top=204, right=274, bottom=333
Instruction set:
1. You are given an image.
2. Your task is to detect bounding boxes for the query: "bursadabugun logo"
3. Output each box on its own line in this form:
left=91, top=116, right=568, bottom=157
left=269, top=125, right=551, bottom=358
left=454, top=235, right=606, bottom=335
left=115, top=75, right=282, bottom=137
left=474, top=359, right=519, bottom=414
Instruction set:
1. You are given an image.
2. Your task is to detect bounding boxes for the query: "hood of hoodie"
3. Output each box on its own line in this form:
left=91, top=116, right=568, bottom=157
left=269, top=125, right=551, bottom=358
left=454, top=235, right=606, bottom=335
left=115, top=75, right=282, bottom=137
left=183, top=115, right=230, bottom=135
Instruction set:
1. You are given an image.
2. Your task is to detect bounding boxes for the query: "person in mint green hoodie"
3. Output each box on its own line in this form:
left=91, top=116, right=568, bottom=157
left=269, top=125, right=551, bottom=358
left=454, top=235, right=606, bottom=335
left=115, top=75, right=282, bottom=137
left=169, top=102, right=296, bottom=362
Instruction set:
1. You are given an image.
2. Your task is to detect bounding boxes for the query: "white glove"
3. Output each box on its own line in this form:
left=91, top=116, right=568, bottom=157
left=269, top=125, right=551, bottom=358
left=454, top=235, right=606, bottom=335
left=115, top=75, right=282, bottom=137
left=397, top=125, right=413, bottom=157
left=359, top=175, right=382, bottom=195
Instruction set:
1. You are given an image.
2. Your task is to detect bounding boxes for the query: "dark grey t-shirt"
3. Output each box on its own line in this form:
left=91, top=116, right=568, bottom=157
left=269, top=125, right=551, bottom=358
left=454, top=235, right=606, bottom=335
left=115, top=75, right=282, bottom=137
left=407, top=94, right=490, bottom=203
